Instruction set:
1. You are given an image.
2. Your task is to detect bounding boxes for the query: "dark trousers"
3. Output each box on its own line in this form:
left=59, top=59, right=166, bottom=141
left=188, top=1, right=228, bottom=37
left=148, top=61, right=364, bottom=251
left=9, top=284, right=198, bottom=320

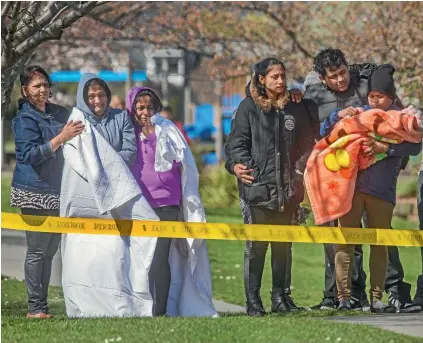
left=416, top=171, right=423, bottom=297
left=244, top=206, right=294, bottom=303
left=362, top=212, right=413, bottom=299
left=149, top=205, right=180, bottom=316
left=21, top=208, right=61, bottom=315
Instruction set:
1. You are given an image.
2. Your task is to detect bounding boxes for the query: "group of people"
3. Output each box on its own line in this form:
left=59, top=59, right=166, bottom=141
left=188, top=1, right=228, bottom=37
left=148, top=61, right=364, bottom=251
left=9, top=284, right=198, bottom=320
left=10, top=47, right=423, bottom=320
left=11, top=67, right=216, bottom=319
left=224, top=49, right=423, bottom=316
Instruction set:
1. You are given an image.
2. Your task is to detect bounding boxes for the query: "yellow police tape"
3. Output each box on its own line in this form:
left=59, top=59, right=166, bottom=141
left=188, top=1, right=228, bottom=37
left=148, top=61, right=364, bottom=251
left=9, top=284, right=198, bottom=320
left=1, top=212, right=423, bottom=247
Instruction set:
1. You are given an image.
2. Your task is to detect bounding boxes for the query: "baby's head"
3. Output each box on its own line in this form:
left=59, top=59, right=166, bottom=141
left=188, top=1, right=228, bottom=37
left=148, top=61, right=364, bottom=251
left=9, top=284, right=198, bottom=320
left=368, top=64, right=396, bottom=111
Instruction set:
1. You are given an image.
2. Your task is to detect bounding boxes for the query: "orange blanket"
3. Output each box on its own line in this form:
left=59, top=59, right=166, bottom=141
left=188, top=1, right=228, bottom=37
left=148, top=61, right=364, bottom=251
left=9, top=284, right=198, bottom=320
left=304, top=109, right=422, bottom=225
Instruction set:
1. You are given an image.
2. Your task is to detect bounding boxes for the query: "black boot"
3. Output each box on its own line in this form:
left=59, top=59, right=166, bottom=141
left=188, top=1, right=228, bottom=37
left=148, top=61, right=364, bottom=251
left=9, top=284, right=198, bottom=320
left=269, top=241, right=292, bottom=314
left=285, top=296, right=304, bottom=312
left=246, top=294, right=266, bottom=317
left=271, top=292, right=290, bottom=314
left=244, top=240, right=268, bottom=317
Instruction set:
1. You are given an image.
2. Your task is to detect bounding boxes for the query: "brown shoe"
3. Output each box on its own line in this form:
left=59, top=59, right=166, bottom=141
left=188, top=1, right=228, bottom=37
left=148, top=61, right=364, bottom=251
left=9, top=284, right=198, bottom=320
left=26, top=312, right=53, bottom=319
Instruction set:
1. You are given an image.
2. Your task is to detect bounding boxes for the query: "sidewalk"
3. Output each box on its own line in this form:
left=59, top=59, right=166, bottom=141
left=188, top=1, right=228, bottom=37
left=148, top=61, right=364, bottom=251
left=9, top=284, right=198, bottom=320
left=325, top=313, right=423, bottom=338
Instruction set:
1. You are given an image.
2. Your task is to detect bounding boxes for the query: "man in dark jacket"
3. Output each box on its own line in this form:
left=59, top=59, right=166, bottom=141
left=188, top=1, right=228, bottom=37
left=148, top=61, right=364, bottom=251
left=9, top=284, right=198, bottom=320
left=304, top=48, right=418, bottom=313
left=225, top=58, right=319, bottom=316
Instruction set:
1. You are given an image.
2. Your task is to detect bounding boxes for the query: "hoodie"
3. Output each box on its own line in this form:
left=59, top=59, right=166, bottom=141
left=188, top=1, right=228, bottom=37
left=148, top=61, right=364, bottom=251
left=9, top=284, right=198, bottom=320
left=76, top=73, right=136, bottom=166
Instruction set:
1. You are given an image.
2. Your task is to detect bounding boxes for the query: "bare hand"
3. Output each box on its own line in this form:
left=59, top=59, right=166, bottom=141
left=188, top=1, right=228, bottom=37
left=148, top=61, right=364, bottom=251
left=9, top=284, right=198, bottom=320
left=338, top=106, right=362, bottom=118
left=59, top=120, right=85, bottom=142
left=289, top=88, right=303, bottom=103
left=233, top=164, right=254, bottom=184
left=362, top=140, right=388, bottom=157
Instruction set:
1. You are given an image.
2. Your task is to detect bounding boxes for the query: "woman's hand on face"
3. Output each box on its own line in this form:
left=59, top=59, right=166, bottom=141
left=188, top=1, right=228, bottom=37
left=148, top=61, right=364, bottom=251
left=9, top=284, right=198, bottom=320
left=59, top=120, right=85, bottom=142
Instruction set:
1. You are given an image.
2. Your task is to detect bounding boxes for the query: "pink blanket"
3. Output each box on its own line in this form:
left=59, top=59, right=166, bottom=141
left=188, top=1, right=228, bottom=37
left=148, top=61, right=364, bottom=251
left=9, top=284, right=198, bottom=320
left=304, top=109, right=422, bottom=225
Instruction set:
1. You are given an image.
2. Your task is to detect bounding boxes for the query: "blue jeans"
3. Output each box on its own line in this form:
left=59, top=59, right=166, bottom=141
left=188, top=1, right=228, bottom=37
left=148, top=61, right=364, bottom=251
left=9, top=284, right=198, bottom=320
left=21, top=208, right=61, bottom=314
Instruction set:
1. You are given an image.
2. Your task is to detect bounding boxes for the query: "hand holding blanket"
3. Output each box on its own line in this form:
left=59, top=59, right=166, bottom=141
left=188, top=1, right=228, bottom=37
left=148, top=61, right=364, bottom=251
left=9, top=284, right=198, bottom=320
left=305, top=109, right=423, bottom=225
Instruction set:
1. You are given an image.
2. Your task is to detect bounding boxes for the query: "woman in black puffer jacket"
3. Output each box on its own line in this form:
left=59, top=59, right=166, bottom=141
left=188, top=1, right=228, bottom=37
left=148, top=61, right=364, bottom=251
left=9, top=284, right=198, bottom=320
left=225, top=57, right=319, bottom=316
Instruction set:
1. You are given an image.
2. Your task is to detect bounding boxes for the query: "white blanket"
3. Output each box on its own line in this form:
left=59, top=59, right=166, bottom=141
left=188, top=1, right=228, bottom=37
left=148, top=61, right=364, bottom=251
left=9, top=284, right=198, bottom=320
left=150, top=114, right=217, bottom=317
left=60, top=109, right=217, bottom=318
left=60, top=108, right=159, bottom=318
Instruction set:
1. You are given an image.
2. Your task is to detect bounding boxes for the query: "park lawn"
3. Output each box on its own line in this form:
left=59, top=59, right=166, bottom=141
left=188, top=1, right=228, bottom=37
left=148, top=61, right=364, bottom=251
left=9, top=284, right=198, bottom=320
left=206, top=208, right=421, bottom=308
left=2, top=278, right=421, bottom=343
left=1, top=172, right=19, bottom=213
left=2, top=172, right=422, bottom=342
left=1, top=172, right=422, bottom=308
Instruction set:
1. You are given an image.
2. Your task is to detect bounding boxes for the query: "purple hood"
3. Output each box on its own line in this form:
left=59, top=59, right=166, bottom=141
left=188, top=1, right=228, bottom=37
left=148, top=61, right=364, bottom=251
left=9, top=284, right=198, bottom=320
left=125, top=86, right=163, bottom=184
left=125, top=86, right=163, bottom=118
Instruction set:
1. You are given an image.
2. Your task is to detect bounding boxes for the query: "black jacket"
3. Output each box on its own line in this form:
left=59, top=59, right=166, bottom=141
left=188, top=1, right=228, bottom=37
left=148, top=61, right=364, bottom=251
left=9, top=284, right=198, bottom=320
left=303, top=69, right=370, bottom=123
left=225, top=80, right=319, bottom=212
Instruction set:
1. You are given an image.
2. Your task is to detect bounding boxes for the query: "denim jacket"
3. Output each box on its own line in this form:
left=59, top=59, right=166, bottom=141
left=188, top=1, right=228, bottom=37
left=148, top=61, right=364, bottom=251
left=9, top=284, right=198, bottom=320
left=12, top=101, right=70, bottom=194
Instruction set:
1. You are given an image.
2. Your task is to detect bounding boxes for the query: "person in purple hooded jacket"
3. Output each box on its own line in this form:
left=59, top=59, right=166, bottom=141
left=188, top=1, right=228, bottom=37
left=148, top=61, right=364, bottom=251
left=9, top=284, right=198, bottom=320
left=125, top=86, right=183, bottom=316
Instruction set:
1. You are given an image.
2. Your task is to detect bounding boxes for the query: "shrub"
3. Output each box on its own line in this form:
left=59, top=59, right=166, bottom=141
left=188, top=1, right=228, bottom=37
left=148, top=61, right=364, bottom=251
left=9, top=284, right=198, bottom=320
left=397, top=178, right=418, bottom=198
left=199, top=165, right=239, bottom=208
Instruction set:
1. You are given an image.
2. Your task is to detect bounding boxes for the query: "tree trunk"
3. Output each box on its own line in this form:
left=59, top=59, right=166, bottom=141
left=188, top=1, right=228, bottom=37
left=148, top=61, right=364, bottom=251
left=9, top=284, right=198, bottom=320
left=1, top=53, right=32, bottom=119
left=1, top=117, right=5, bottom=170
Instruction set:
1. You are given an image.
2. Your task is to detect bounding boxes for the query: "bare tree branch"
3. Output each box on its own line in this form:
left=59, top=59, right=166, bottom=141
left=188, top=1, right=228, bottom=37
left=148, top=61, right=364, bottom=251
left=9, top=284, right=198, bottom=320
left=240, top=3, right=313, bottom=59
left=5, top=2, right=22, bottom=42
left=14, top=2, right=99, bottom=56
left=48, top=4, right=71, bottom=26
left=12, top=2, right=65, bottom=46
left=15, top=2, right=45, bottom=35
left=110, top=2, right=155, bottom=28
left=1, top=1, right=13, bottom=20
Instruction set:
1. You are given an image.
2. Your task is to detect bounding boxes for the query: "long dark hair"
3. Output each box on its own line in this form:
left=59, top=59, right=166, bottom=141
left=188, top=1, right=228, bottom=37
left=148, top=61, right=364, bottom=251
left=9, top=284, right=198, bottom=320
left=18, top=65, right=53, bottom=109
left=252, top=58, right=286, bottom=97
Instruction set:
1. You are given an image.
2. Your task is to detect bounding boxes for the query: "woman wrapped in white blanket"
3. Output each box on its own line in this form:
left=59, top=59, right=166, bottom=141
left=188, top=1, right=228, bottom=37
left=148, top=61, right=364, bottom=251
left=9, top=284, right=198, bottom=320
left=125, top=86, right=217, bottom=317
left=60, top=74, right=159, bottom=318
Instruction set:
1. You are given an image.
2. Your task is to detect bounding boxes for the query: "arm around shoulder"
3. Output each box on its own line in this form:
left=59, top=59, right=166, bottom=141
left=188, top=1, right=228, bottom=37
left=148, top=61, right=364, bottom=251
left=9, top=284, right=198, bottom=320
left=225, top=100, right=254, bottom=167
left=119, top=111, right=137, bottom=166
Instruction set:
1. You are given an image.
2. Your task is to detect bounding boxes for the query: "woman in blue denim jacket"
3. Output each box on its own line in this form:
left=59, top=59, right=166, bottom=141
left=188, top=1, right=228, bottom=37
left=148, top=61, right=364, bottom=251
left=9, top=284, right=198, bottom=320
left=11, top=65, right=84, bottom=319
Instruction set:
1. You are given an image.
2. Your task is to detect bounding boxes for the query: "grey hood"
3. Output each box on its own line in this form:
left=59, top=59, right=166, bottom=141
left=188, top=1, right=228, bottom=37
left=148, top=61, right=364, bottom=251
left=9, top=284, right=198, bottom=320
left=76, top=73, right=111, bottom=118
left=304, top=71, right=321, bottom=88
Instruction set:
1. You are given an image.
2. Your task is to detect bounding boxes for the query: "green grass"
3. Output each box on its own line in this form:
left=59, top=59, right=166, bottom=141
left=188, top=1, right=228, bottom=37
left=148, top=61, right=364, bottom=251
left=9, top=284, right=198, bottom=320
left=2, top=278, right=421, bottom=343
left=397, top=178, right=418, bottom=198
left=207, top=229, right=422, bottom=309
left=1, top=171, right=19, bottom=213
left=392, top=217, right=419, bottom=230
left=5, top=140, right=15, bottom=154
left=205, top=203, right=421, bottom=308
left=1, top=172, right=421, bottom=308
left=2, top=174, right=423, bottom=342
